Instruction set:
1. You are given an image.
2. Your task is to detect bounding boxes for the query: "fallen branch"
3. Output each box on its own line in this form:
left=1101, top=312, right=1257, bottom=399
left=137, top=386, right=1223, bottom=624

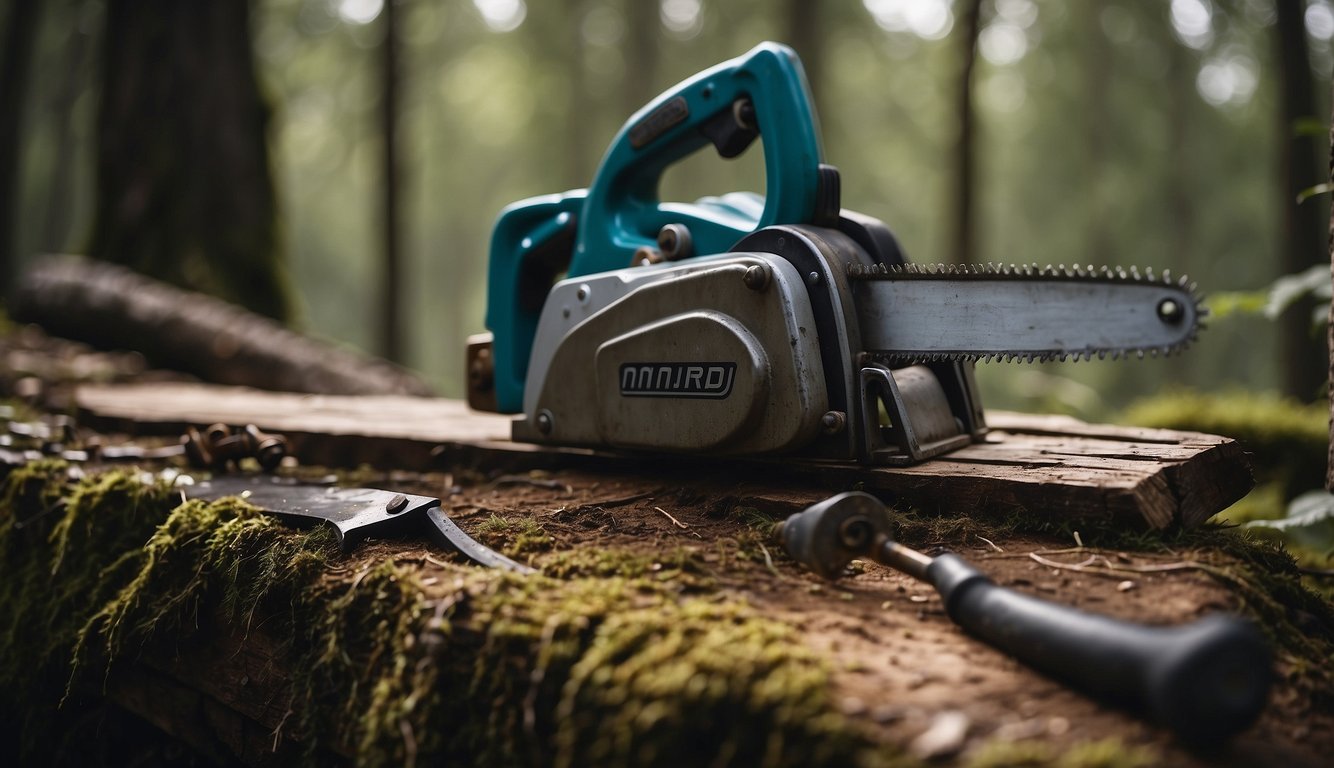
left=11, top=255, right=434, bottom=396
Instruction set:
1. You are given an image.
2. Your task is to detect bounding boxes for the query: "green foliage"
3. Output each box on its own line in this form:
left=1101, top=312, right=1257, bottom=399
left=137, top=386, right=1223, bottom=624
left=1244, top=490, right=1334, bottom=555
left=1209, top=264, right=1331, bottom=332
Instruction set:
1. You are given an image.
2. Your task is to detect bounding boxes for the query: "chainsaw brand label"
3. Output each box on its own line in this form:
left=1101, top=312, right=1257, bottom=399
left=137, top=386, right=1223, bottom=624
left=619, top=362, right=736, bottom=399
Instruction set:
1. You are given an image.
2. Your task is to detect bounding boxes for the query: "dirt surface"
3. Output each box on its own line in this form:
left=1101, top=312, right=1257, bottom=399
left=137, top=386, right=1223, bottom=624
left=350, top=464, right=1333, bottom=767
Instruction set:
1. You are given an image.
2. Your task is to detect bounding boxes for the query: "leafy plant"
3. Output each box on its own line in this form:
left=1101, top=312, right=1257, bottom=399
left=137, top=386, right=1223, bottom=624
left=1208, top=264, right=1330, bottom=333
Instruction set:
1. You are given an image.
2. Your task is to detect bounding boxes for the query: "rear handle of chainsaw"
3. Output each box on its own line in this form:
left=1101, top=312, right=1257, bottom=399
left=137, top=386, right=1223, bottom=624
left=569, top=41, right=825, bottom=278
left=928, top=555, right=1272, bottom=743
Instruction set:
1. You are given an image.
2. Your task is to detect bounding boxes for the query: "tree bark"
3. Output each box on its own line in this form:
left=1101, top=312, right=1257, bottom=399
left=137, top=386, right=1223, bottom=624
left=379, top=0, right=404, bottom=363
left=0, top=1, right=41, bottom=299
left=1083, top=1, right=1111, bottom=267
left=622, top=0, right=660, bottom=117
left=1275, top=0, right=1328, bottom=401
left=563, top=0, right=591, bottom=188
left=10, top=255, right=433, bottom=397
left=784, top=0, right=824, bottom=120
left=1326, top=85, right=1334, bottom=491
left=952, top=0, right=983, bottom=265
left=89, top=0, right=292, bottom=323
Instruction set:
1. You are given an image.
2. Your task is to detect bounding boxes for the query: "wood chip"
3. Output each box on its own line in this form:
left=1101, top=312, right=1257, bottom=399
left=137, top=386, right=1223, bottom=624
left=910, top=710, right=970, bottom=759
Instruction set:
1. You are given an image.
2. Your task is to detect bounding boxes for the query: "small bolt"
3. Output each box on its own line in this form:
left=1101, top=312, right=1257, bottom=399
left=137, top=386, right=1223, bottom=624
left=536, top=410, right=554, bottom=435
left=743, top=264, right=771, bottom=291
left=576, top=284, right=591, bottom=302
left=386, top=494, right=408, bottom=514
left=807, top=270, right=822, bottom=285
left=657, top=223, right=693, bottom=260
left=1157, top=298, right=1183, bottom=324
left=821, top=411, right=847, bottom=434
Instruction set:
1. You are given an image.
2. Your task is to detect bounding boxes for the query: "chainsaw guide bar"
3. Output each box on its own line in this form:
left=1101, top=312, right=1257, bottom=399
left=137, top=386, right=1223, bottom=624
left=848, top=262, right=1204, bottom=365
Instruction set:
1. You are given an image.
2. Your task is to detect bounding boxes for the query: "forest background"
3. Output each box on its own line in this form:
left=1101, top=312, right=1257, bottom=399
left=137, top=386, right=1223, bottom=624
left=2, top=0, right=1331, bottom=420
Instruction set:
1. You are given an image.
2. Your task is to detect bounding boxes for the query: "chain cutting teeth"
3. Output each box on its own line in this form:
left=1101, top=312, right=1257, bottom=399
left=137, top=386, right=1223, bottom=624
left=852, top=261, right=1203, bottom=365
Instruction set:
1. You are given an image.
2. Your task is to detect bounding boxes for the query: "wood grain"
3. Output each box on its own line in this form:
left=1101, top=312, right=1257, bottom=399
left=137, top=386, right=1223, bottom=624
left=75, top=382, right=1253, bottom=528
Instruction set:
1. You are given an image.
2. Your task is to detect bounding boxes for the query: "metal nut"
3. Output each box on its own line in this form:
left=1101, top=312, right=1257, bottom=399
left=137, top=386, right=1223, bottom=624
left=536, top=410, right=554, bottom=435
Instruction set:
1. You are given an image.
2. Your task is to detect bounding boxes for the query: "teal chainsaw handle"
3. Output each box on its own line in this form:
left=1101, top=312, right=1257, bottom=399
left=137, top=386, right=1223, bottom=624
left=484, top=42, right=823, bottom=413
left=569, top=41, right=824, bottom=278
left=484, top=190, right=584, bottom=413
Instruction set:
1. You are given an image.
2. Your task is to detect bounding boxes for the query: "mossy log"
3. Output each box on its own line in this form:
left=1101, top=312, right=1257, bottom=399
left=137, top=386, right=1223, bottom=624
left=0, top=466, right=880, bottom=767
left=3, top=460, right=1333, bottom=767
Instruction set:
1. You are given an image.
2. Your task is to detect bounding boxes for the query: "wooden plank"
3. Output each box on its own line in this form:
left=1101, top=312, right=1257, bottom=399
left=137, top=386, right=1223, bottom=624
left=73, top=382, right=1253, bottom=528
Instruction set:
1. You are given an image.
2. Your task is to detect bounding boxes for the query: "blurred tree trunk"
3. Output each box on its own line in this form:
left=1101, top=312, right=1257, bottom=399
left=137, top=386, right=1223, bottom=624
left=89, top=0, right=291, bottom=323
left=1275, top=0, right=1327, bottom=401
left=622, top=0, right=659, bottom=117
left=784, top=0, right=824, bottom=119
left=0, top=0, right=41, bottom=299
left=379, top=0, right=404, bottom=363
left=1083, top=2, right=1111, bottom=267
left=952, top=0, right=983, bottom=265
left=563, top=0, right=591, bottom=188
left=42, top=9, right=94, bottom=254
left=1327, top=88, right=1334, bottom=491
left=1166, top=20, right=1195, bottom=382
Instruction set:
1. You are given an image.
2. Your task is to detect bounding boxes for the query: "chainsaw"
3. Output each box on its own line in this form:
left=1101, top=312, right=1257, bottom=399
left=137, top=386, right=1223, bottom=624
left=467, top=42, right=1201, bottom=465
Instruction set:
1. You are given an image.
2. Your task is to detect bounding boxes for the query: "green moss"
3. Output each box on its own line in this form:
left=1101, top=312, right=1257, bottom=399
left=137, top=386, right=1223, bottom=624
left=538, top=546, right=711, bottom=587
left=474, top=514, right=555, bottom=559
left=553, top=598, right=864, bottom=766
left=1121, top=390, right=1326, bottom=508
left=1, top=466, right=890, bottom=767
left=1054, top=737, right=1158, bottom=768
left=964, top=737, right=1160, bottom=768
left=965, top=739, right=1054, bottom=768
left=0, top=466, right=182, bottom=758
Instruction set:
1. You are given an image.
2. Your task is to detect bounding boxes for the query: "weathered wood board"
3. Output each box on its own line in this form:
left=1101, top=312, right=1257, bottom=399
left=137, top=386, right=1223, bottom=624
left=74, top=382, right=1253, bottom=528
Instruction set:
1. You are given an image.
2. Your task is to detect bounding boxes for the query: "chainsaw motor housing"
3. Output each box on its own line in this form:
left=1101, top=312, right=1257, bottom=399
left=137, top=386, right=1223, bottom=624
left=492, top=219, right=988, bottom=465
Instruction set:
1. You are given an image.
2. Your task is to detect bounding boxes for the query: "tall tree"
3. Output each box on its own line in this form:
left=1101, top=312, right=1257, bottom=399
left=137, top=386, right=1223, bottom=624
left=622, top=0, right=660, bottom=117
left=952, top=0, right=984, bottom=265
left=1275, top=0, right=1327, bottom=400
left=563, top=0, right=592, bottom=188
left=0, top=1, right=41, bottom=299
left=784, top=0, right=825, bottom=120
left=1327, top=91, right=1334, bottom=491
left=1083, top=0, right=1112, bottom=268
left=89, top=0, right=291, bottom=322
left=379, top=0, right=404, bottom=362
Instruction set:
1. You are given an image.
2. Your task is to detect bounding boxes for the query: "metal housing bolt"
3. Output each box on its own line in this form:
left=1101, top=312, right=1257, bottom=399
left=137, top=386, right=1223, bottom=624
left=743, top=264, right=771, bottom=291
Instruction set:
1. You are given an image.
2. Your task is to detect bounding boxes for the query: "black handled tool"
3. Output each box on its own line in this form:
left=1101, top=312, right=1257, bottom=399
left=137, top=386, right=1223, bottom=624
left=777, top=492, right=1272, bottom=743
